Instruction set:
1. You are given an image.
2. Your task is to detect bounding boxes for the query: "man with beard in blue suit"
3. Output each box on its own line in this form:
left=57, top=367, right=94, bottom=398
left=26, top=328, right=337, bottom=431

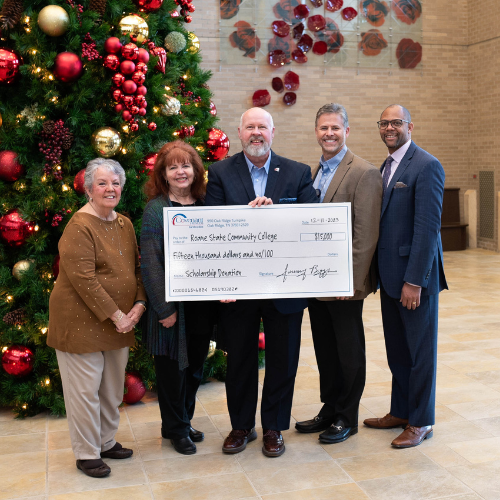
left=363, top=104, right=448, bottom=448
left=205, top=107, right=318, bottom=457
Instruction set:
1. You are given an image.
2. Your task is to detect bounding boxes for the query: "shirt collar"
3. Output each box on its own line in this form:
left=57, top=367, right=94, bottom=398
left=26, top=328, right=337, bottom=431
left=320, top=145, right=348, bottom=172
left=244, top=151, right=271, bottom=175
left=389, top=139, right=412, bottom=164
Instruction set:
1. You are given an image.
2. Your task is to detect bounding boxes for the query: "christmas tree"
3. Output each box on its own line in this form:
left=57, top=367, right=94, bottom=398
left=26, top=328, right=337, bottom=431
left=0, top=0, right=227, bottom=417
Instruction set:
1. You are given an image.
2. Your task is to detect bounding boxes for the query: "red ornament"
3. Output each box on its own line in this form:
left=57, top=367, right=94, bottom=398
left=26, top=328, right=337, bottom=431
left=148, top=122, right=157, bottom=131
left=341, top=7, right=358, bottom=20
left=137, top=85, right=147, bottom=96
left=1, top=345, right=34, bottom=377
left=140, top=100, right=148, bottom=108
left=258, top=332, right=265, bottom=350
left=134, top=95, right=146, bottom=106
left=123, top=95, right=134, bottom=107
left=206, top=128, right=230, bottom=161
left=112, top=73, right=125, bottom=87
left=209, top=101, right=217, bottom=116
left=123, top=372, right=146, bottom=404
left=133, top=0, right=164, bottom=12
left=122, top=110, right=132, bottom=121
left=272, top=77, right=284, bottom=93
left=283, top=92, right=297, bottom=106
left=151, top=47, right=166, bottom=73
left=185, top=15, right=192, bottom=22
left=130, top=105, right=140, bottom=115
left=52, top=254, right=60, bottom=279
left=115, top=104, right=124, bottom=113
left=140, top=152, right=158, bottom=174
left=131, top=70, right=145, bottom=85
left=0, top=48, right=22, bottom=84
left=0, top=151, right=24, bottom=182
left=122, top=79, right=138, bottom=94
left=112, top=89, right=124, bottom=102
left=104, top=37, right=123, bottom=54
left=284, top=71, right=300, bottom=90
left=104, top=54, right=120, bottom=71
left=130, top=122, right=139, bottom=131
left=122, top=43, right=139, bottom=60
left=138, top=48, right=150, bottom=63
left=73, top=168, right=86, bottom=194
left=252, top=89, right=271, bottom=107
left=136, top=62, right=148, bottom=74
left=120, top=60, right=136, bottom=75
left=178, top=125, right=195, bottom=138
left=53, top=52, right=83, bottom=83
left=0, top=209, right=34, bottom=247
left=138, top=108, right=147, bottom=116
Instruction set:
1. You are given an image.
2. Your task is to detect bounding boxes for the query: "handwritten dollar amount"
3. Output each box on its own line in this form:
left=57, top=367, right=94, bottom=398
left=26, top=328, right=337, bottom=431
left=315, top=232, right=333, bottom=241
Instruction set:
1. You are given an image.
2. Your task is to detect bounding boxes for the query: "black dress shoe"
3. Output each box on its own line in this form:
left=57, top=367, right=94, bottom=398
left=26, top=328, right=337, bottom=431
left=101, top=442, right=133, bottom=459
left=295, top=415, right=335, bottom=433
left=189, top=426, right=204, bottom=442
left=319, top=420, right=358, bottom=444
left=170, top=436, right=197, bottom=455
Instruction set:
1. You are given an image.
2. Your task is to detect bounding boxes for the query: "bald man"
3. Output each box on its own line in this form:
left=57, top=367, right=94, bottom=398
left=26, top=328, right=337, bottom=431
left=205, top=107, right=318, bottom=457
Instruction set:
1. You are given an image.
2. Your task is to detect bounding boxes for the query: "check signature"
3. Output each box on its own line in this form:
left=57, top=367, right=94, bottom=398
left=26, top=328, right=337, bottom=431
left=276, top=264, right=334, bottom=282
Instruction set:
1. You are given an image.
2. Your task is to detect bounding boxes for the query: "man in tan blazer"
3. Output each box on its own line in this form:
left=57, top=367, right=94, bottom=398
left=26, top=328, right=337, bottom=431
left=295, top=103, right=383, bottom=443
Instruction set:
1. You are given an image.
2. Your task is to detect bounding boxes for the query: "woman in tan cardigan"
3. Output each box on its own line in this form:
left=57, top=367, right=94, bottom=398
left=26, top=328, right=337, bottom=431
left=48, top=158, right=146, bottom=478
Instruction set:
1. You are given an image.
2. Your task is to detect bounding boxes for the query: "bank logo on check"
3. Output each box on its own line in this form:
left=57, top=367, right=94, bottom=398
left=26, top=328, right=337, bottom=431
left=172, top=213, right=204, bottom=228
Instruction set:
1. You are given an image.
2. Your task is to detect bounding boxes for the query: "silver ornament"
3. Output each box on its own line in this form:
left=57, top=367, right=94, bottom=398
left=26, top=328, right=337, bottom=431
left=161, top=95, right=181, bottom=116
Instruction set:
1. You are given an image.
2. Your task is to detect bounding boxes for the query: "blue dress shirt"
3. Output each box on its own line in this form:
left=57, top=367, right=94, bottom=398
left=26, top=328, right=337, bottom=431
left=244, top=153, right=272, bottom=198
left=313, top=145, right=348, bottom=202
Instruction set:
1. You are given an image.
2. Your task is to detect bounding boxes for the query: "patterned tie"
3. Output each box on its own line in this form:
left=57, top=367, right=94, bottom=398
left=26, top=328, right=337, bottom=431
left=317, top=164, right=330, bottom=199
left=382, top=156, right=393, bottom=197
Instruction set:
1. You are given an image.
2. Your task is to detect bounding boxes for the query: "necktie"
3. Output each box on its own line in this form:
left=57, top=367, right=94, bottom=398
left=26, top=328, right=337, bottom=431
left=382, top=156, right=393, bottom=196
left=317, top=164, right=330, bottom=198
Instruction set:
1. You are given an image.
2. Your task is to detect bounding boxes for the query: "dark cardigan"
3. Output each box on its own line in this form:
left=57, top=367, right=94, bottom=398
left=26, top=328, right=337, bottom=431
left=140, top=195, right=188, bottom=369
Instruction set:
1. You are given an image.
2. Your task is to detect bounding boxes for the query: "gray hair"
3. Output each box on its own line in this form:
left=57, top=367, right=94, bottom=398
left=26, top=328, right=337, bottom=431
left=315, top=103, right=349, bottom=128
left=84, top=158, right=126, bottom=198
left=381, top=104, right=411, bottom=122
left=239, top=107, right=274, bottom=129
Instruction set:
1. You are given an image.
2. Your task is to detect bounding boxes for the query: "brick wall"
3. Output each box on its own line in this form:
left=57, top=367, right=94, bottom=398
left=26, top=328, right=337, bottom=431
left=190, top=0, right=498, bottom=250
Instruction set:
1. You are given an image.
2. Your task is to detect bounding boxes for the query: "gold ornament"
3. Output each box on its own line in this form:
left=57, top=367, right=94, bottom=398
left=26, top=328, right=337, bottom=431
left=12, top=259, right=34, bottom=280
left=187, top=32, right=200, bottom=54
left=161, top=95, right=181, bottom=116
left=119, top=14, right=149, bottom=43
left=91, top=127, right=122, bottom=158
left=37, top=5, right=70, bottom=37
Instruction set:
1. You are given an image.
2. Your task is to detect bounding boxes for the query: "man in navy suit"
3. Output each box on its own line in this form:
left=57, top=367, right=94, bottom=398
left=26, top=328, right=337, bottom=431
left=205, top=107, right=318, bottom=457
left=364, top=104, right=447, bottom=448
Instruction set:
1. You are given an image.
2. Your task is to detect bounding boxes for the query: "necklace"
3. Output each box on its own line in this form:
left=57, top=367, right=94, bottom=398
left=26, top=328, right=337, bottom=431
left=170, top=191, right=195, bottom=206
left=102, top=219, right=123, bottom=256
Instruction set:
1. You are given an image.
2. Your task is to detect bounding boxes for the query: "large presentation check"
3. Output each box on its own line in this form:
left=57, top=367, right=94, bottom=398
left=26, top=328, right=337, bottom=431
left=164, top=203, right=353, bottom=301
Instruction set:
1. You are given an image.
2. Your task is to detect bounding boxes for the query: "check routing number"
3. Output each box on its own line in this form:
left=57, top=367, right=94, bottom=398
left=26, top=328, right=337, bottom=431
left=164, top=203, right=353, bottom=301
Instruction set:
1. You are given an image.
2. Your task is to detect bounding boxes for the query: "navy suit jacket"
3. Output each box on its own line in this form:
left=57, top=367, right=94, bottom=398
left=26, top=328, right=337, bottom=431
left=205, top=150, right=318, bottom=314
left=377, top=141, right=448, bottom=299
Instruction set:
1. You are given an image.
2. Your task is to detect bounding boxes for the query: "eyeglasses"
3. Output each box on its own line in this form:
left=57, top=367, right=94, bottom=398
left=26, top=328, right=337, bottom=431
left=377, top=120, right=410, bottom=129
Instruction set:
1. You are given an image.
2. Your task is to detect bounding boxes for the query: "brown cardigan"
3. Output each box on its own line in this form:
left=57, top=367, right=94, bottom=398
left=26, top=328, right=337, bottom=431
left=47, top=212, right=146, bottom=353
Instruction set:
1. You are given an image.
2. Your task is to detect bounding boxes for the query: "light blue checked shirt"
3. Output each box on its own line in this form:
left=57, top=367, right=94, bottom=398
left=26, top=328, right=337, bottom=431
left=244, top=153, right=272, bottom=198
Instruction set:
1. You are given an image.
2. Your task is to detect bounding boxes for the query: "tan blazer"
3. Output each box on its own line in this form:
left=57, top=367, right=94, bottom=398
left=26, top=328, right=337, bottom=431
left=311, top=149, right=383, bottom=300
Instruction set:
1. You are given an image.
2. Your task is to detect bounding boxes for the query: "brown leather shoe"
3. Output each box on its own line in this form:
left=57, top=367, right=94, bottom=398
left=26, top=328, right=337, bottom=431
left=363, top=413, right=408, bottom=429
left=101, top=442, right=133, bottom=459
left=222, top=428, right=257, bottom=454
left=391, top=425, right=433, bottom=448
left=262, top=429, right=285, bottom=457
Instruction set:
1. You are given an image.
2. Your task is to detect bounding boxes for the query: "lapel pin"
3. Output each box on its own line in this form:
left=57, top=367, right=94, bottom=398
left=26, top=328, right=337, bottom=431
left=274, top=168, right=279, bottom=172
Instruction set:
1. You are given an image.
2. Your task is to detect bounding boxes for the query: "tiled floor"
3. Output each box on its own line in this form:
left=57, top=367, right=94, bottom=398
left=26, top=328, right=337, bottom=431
left=1, top=248, right=500, bottom=500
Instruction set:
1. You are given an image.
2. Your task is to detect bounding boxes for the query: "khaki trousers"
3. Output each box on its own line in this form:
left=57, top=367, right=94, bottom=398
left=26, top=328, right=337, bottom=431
left=56, top=347, right=129, bottom=460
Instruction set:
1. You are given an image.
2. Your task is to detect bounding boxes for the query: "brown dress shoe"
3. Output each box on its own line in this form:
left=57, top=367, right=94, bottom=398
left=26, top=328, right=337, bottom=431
left=363, top=413, right=408, bottom=429
left=262, top=429, right=285, bottom=457
left=222, top=428, right=257, bottom=454
left=101, top=442, right=133, bottom=459
left=392, top=425, right=433, bottom=448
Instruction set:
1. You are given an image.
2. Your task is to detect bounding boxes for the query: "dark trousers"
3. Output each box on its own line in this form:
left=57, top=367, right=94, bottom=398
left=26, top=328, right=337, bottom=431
left=308, top=298, right=365, bottom=427
left=220, top=299, right=303, bottom=431
left=380, top=289, right=438, bottom=427
left=155, top=302, right=213, bottom=439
